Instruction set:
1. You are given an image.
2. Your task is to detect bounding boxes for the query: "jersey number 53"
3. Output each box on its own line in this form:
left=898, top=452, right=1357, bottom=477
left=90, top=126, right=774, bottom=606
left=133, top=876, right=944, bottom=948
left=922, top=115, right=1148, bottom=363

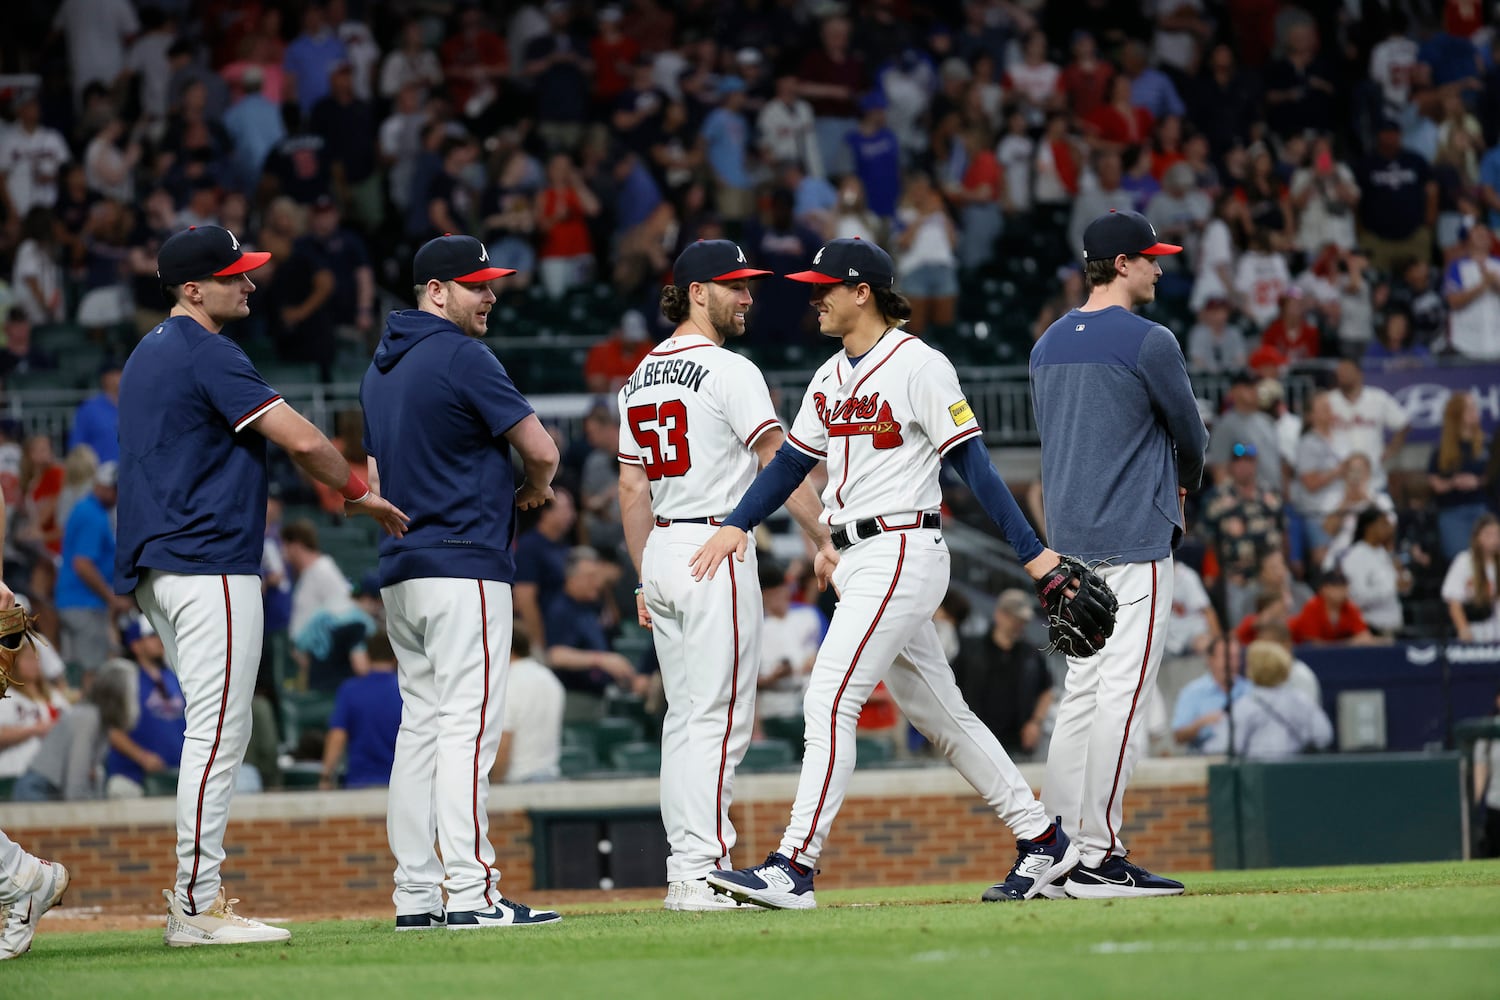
left=627, top=401, right=692, bottom=480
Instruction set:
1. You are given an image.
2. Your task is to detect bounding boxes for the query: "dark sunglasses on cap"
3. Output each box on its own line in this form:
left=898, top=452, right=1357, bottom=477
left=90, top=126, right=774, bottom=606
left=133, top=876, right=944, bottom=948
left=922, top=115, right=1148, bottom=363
left=1231, top=443, right=1258, bottom=458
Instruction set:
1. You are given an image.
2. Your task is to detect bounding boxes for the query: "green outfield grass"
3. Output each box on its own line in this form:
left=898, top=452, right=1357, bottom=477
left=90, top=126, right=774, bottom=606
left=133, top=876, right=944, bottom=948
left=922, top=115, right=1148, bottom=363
left=12, top=862, right=1500, bottom=1000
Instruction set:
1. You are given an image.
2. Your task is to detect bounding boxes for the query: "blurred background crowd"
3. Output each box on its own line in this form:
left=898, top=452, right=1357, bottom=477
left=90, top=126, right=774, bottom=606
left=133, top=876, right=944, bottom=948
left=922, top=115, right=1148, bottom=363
left=0, top=1, right=1499, bottom=837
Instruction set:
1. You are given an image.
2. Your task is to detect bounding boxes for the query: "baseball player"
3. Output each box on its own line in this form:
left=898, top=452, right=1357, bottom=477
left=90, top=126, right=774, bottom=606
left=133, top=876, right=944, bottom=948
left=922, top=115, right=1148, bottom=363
left=689, top=239, right=1112, bottom=909
left=116, top=226, right=409, bottom=946
left=361, top=235, right=563, bottom=931
left=0, top=489, right=70, bottom=962
left=1032, top=209, right=1209, bottom=897
left=616, top=241, right=833, bottom=912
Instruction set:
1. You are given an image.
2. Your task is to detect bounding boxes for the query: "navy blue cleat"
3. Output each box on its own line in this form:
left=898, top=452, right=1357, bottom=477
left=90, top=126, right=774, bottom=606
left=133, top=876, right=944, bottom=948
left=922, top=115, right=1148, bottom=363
left=981, top=819, right=1082, bottom=901
left=1065, top=856, right=1184, bottom=898
left=705, top=854, right=817, bottom=910
left=446, top=897, right=562, bottom=929
left=394, top=910, right=445, bottom=932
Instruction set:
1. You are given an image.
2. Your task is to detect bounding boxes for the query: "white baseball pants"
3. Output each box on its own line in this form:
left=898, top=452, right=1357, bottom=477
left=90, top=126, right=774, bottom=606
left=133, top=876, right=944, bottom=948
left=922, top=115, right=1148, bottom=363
left=1042, top=558, right=1173, bottom=868
left=136, top=571, right=264, bottom=915
left=643, top=523, right=761, bottom=882
left=780, top=529, right=1050, bottom=866
left=0, top=828, right=40, bottom=904
left=383, top=578, right=512, bottom=915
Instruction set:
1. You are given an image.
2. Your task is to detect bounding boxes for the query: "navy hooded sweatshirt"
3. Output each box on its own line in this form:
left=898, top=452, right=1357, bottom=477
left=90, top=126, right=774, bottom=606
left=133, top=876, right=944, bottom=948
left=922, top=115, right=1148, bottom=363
left=360, top=310, right=534, bottom=587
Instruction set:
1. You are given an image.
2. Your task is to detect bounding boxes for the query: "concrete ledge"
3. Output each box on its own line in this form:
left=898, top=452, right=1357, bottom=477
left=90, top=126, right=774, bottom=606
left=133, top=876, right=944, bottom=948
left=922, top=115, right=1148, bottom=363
left=0, top=757, right=1211, bottom=829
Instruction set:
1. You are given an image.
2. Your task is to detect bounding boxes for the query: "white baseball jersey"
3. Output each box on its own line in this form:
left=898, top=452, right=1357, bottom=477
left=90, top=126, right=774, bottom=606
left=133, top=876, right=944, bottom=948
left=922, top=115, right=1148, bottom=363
left=786, top=331, right=981, bottom=526
left=616, top=333, right=781, bottom=518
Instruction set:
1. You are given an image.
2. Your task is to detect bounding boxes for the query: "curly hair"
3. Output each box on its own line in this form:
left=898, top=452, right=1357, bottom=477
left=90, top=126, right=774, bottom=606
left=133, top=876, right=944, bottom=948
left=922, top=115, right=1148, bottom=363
left=660, top=284, right=691, bottom=323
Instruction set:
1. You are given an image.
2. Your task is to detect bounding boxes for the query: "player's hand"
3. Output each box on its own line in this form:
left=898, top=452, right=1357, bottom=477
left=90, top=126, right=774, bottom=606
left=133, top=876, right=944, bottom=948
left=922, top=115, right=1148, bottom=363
left=0, top=579, right=13, bottom=610
left=1021, top=719, right=1042, bottom=751
left=515, top=481, right=555, bottom=511
left=636, top=591, right=652, bottom=631
left=814, top=542, right=839, bottom=593
left=689, top=526, right=747, bottom=581
left=141, top=751, right=166, bottom=774
left=346, top=494, right=410, bottom=537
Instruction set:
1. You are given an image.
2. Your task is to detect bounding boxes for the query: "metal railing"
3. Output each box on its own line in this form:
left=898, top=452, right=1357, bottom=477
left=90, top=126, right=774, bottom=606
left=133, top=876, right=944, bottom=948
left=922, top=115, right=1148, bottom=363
left=1, top=364, right=1326, bottom=450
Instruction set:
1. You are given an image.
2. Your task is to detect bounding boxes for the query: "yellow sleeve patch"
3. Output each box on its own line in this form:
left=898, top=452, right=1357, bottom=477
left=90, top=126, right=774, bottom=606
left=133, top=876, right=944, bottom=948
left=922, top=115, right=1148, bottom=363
left=948, top=399, right=974, bottom=426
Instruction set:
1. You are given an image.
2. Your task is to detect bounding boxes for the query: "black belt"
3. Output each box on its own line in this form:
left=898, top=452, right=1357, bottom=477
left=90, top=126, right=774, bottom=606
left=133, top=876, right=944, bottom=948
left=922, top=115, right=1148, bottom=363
left=831, top=512, right=941, bottom=551
left=655, top=516, right=724, bottom=527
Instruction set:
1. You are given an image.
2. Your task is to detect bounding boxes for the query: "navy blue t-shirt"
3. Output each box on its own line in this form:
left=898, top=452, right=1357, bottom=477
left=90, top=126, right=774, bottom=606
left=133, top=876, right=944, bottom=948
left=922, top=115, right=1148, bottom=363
left=545, top=591, right=611, bottom=693
left=116, top=315, right=282, bottom=592
left=514, top=529, right=569, bottom=610
left=328, top=670, right=402, bottom=789
left=361, top=310, right=534, bottom=587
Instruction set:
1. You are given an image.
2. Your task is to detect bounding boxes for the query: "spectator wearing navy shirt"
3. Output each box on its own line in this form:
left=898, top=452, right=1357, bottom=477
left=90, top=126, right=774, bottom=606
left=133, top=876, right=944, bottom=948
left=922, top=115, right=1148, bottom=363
left=283, top=2, right=348, bottom=120
left=513, top=486, right=577, bottom=651
left=278, top=197, right=374, bottom=377
left=319, top=631, right=402, bottom=790
left=116, top=225, right=405, bottom=945
left=1356, top=120, right=1437, bottom=275
left=104, top=616, right=186, bottom=798
left=68, top=363, right=121, bottom=465
left=545, top=545, right=645, bottom=695
left=847, top=94, right=901, bottom=221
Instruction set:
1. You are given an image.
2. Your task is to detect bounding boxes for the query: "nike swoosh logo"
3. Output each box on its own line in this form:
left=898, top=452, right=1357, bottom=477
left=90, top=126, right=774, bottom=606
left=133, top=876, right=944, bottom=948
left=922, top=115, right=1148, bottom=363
left=18, top=900, right=32, bottom=926
left=1086, top=870, right=1134, bottom=886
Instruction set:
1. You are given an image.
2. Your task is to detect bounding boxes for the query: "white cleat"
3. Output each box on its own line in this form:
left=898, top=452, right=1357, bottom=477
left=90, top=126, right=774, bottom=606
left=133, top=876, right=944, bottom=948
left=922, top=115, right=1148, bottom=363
left=0, top=860, right=70, bottom=961
left=664, top=879, right=751, bottom=912
left=163, top=888, right=291, bottom=947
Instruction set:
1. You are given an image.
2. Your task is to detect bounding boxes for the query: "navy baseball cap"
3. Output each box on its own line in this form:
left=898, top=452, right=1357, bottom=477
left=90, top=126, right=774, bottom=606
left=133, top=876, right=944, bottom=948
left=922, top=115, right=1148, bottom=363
left=672, top=240, right=771, bottom=286
left=786, top=238, right=895, bottom=287
left=1082, top=209, right=1183, bottom=261
left=414, top=234, right=516, bottom=283
left=157, top=225, right=271, bottom=285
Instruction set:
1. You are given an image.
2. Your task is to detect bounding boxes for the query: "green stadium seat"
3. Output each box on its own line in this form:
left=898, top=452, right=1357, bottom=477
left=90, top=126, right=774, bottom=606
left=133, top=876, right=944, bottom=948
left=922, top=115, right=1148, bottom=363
left=144, top=770, right=179, bottom=797
left=0, top=775, right=15, bottom=800
left=591, top=716, right=644, bottom=761
left=761, top=716, right=805, bottom=756
left=282, top=690, right=338, bottom=747
left=855, top=736, right=893, bottom=766
left=739, top=739, right=794, bottom=773
left=610, top=740, right=662, bottom=774
left=604, top=692, right=649, bottom=724
left=562, top=723, right=594, bottom=748
left=558, top=744, right=598, bottom=777
left=281, top=764, right=324, bottom=790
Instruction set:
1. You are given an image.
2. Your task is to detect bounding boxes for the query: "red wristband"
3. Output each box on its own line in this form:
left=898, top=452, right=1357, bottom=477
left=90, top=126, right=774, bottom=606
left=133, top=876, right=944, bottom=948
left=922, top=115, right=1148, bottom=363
left=341, top=472, right=371, bottom=503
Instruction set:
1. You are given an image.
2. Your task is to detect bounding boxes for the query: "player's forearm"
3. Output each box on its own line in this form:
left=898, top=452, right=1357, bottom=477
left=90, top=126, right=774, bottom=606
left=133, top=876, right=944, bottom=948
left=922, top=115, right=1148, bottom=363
left=546, top=646, right=613, bottom=670
left=942, top=437, right=1044, bottom=564
left=724, top=444, right=817, bottom=532
left=784, top=482, right=829, bottom=548
left=619, top=470, right=654, bottom=577
left=74, top=558, right=115, bottom=603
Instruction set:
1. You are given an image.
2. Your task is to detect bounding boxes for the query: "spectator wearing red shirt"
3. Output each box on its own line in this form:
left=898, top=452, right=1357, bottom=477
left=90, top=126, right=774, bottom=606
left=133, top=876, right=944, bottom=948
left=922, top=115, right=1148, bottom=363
left=1260, top=289, right=1322, bottom=362
left=1060, top=30, right=1115, bottom=121
left=951, top=129, right=1003, bottom=271
left=439, top=6, right=508, bottom=117
left=1289, top=569, right=1375, bottom=644
left=589, top=6, right=639, bottom=108
left=1083, top=74, right=1154, bottom=152
left=535, top=151, right=602, bottom=299
left=584, top=310, right=653, bottom=394
left=798, top=14, right=867, bottom=177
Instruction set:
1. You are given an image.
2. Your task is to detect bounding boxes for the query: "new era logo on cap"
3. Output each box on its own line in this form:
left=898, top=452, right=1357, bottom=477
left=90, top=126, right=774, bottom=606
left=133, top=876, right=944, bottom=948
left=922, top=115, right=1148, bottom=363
left=1081, top=209, right=1183, bottom=261
left=156, top=225, right=271, bottom=285
left=672, top=240, right=772, bottom=286
left=787, top=238, right=895, bottom=286
left=414, top=234, right=516, bottom=283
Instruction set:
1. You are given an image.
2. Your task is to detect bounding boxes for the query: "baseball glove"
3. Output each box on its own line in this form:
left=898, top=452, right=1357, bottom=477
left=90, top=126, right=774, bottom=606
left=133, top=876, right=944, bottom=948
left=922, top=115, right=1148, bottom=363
left=0, top=605, right=43, bottom=699
left=1034, top=556, right=1118, bottom=658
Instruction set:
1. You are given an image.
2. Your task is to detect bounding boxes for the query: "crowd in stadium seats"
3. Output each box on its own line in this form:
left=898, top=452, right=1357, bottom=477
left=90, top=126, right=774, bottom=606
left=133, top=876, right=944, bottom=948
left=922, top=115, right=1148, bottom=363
left=3, top=1, right=1500, bottom=796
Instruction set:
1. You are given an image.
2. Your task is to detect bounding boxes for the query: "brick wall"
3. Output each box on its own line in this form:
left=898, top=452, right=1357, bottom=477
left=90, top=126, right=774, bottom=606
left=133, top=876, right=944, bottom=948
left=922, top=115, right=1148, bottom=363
left=1, top=760, right=1210, bottom=912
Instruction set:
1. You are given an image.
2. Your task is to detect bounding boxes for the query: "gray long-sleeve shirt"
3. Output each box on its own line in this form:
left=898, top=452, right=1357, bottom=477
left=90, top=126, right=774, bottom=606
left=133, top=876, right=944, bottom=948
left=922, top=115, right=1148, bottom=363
left=1230, top=685, right=1335, bottom=760
left=1031, top=305, right=1209, bottom=564
left=25, top=705, right=107, bottom=800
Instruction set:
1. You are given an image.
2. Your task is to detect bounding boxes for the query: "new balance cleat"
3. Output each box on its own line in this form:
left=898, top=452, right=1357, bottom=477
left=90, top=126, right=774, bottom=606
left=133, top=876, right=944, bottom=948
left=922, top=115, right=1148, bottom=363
left=981, top=819, right=1081, bottom=901
left=163, top=888, right=291, bottom=946
left=664, top=878, right=749, bottom=912
left=1065, top=856, right=1184, bottom=898
left=0, top=860, right=70, bottom=960
left=446, top=897, right=561, bottom=929
left=394, top=910, right=445, bottom=931
left=705, top=853, right=816, bottom=910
